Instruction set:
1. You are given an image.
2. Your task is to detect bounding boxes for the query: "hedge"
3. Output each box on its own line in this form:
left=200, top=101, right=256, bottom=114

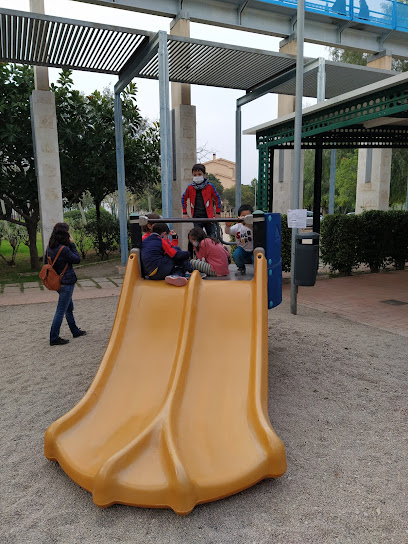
left=280, top=211, right=408, bottom=276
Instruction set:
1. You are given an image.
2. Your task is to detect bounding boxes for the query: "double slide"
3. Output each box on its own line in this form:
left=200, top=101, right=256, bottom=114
left=44, top=250, right=286, bottom=514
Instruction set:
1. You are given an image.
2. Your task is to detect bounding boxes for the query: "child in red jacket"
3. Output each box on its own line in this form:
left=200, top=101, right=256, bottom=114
left=181, top=163, right=222, bottom=240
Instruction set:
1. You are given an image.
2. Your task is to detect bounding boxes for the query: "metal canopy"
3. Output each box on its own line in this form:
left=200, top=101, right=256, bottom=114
left=0, top=8, right=152, bottom=74
left=138, top=36, right=298, bottom=90
left=0, top=8, right=399, bottom=99
left=262, top=59, right=397, bottom=100
left=244, top=71, right=408, bottom=149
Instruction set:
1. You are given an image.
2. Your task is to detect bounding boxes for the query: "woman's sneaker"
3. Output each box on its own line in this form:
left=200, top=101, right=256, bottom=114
left=235, top=267, right=246, bottom=276
left=165, top=275, right=188, bottom=287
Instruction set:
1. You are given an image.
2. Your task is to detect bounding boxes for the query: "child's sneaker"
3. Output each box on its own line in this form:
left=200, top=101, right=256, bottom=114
left=185, top=271, right=206, bottom=280
left=235, top=267, right=246, bottom=276
left=165, top=275, right=188, bottom=287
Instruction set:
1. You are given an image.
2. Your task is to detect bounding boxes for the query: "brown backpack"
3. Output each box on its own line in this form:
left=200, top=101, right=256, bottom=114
left=39, top=246, right=68, bottom=291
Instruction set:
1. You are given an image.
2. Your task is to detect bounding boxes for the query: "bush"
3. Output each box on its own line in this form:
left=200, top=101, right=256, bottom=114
left=280, top=214, right=291, bottom=272
left=0, top=222, right=28, bottom=266
left=320, top=214, right=361, bottom=276
left=387, top=210, right=408, bottom=270
left=64, top=210, right=90, bottom=259
left=85, top=208, right=120, bottom=259
left=359, top=210, right=390, bottom=272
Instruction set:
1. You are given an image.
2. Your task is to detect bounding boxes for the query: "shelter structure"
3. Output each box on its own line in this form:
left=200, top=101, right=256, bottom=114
left=244, top=71, right=408, bottom=230
left=0, top=7, right=401, bottom=262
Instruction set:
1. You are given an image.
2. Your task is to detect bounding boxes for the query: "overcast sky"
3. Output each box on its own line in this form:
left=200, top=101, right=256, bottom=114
left=2, top=0, right=330, bottom=184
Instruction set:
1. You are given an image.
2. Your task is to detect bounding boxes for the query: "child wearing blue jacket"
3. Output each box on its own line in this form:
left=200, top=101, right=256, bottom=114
left=141, top=223, right=193, bottom=287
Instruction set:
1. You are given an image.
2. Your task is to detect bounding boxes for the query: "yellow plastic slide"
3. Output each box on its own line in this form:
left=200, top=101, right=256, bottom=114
left=44, top=249, right=286, bottom=515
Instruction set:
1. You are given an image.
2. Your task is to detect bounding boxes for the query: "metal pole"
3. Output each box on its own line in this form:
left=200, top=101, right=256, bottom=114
left=290, top=0, right=305, bottom=315
left=329, top=149, right=336, bottom=214
left=313, top=57, right=325, bottom=233
left=235, top=104, right=242, bottom=214
left=406, top=176, right=408, bottom=211
left=130, top=217, right=247, bottom=224
left=114, top=92, right=129, bottom=266
left=313, top=148, right=323, bottom=233
left=158, top=31, right=172, bottom=219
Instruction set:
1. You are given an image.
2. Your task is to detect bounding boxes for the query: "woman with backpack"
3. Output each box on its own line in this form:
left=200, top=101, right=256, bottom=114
left=45, top=222, right=86, bottom=346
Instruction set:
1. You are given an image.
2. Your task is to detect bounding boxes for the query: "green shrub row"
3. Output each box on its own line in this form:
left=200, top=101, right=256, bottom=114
left=280, top=211, right=408, bottom=275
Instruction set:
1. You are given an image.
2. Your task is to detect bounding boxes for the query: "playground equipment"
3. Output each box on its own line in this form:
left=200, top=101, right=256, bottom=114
left=44, top=213, right=286, bottom=514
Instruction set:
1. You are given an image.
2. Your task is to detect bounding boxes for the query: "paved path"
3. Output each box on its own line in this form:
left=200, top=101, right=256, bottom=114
left=0, top=276, right=123, bottom=306
left=283, top=269, right=408, bottom=337
left=1, top=268, right=407, bottom=337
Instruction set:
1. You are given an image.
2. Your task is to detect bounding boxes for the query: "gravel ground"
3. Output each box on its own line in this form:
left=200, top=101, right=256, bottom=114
left=1, top=297, right=407, bottom=544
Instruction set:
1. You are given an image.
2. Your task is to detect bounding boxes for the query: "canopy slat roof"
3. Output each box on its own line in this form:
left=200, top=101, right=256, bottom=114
left=0, top=8, right=399, bottom=97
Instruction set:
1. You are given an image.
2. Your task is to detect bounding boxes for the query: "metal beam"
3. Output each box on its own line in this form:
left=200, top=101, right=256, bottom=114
left=115, top=32, right=159, bottom=94
left=290, top=0, right=305, bottom=316
left=74, top=0, right=408, bottom=60
left=237, top=58, right=318, bottom=108
left=114, top=93, right=129, bottom=265
left=158, top=31, right=172, bottom=219
left=235, top=105, right=242, bottom=214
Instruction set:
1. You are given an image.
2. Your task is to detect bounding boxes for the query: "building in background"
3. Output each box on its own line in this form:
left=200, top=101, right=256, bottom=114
left=203, top=154, right=235, bottom=189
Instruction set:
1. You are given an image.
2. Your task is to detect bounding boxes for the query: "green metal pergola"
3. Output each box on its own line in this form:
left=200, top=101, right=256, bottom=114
left=245, top=71, right=408, bottom=230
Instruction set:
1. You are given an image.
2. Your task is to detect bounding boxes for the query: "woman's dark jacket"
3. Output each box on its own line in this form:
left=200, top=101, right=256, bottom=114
left=44, top=243, right=80, bottom=285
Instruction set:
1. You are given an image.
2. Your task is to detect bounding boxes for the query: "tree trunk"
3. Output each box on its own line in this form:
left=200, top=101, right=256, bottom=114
left=26, top=218, right=40, bottom=270
left=95, top=200, right=105, bottom=259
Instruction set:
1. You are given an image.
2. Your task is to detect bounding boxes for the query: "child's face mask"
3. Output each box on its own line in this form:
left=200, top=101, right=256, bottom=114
left=191, top=240, right=199, bottom=247
left=193, top=175, right=204, bottom=182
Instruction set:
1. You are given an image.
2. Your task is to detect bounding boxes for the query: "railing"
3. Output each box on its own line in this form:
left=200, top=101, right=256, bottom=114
left=259, top=0, right=408, bottom=32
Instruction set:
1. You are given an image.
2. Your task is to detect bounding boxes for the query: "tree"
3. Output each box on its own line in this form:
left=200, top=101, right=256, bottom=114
left=52, top=71, right=161, bottom=257
left=0, top=64, right=40, bottom=269
left=207, top=174, right=224, bottom=197
left=223, top=183, right=255, bottom=211
left=0, top=64, right=161, bottom=266
left=303, top=148, right=357, bottom=213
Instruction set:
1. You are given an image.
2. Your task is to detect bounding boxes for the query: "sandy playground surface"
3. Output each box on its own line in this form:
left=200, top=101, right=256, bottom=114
left=1, top=295, right=407, bottom=544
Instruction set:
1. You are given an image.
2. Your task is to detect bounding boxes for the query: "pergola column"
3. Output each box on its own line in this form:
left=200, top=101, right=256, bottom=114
left=30, top=0, right=63, bottom=251
left=356, top=51, right=393, bottom=212
left=275, top=37, right=304, bottom=214
left=170, top=15, right=196, bottom=249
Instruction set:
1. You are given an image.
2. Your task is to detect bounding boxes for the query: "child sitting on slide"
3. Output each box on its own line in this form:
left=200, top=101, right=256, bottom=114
left=142, top=213, right=179, bottom=246
left=188, top=227, right=230, bottom=277
left=225, top=204, right=254, bottom=276
left=141, top=223, right=192, bottom=287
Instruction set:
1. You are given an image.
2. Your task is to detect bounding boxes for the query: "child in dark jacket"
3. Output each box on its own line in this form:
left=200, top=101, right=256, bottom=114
left=142, top=212, right=179, bottom=247
left=141, top=223, right=193, bottom=287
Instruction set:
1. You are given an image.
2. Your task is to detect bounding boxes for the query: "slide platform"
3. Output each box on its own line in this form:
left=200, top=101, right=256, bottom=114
left=44, top=250, right=286, bottom=515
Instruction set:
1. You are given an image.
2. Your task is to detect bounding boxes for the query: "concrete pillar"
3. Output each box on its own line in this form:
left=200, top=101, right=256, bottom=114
left=274, top=38, right=304, bottom=214
left=170, top=15, right=196, bottom=248
left=355, top=52, right=393, bottom=212
left=30, top=0, right=63, bottom=249
left=31, top=91, right=64, bottom=249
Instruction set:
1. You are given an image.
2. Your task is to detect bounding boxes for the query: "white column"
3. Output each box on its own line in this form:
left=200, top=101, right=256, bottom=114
left=170, top=16, right=196, bottom=248
left=30, top=0, right=63, bottom=249
left=356, top=52, right=392, bottom=212
left=31, top=91, right=64, bottom=248
left=274, top=38, right=304, bottom=214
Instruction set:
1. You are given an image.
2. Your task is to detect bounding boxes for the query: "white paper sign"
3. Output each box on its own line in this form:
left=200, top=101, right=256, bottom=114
left=287, top=209, right=307, bottom=228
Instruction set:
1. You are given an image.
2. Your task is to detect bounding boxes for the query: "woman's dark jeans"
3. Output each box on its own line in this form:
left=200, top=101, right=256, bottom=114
left=50, top=284, right=81, bottom=342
